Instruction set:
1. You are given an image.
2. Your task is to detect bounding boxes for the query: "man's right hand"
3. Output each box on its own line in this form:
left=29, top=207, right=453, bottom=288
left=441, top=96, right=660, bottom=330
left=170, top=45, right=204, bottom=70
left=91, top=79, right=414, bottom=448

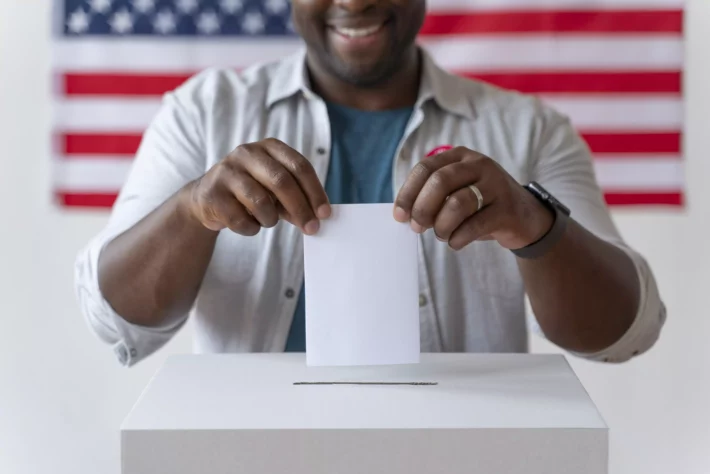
left=182, top=138, right=331, bottom=236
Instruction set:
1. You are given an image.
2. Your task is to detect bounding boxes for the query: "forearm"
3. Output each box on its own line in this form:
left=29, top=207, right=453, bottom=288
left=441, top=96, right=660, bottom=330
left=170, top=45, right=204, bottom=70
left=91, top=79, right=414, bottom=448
left=98, top=183, right=218, bottom=328
left=517, top=219, right=640, bottom=354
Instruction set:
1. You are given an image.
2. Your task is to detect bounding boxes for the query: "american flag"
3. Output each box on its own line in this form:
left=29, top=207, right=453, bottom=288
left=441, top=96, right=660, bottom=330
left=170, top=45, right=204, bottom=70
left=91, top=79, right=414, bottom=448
left=53, top=0, right=685, bottom=208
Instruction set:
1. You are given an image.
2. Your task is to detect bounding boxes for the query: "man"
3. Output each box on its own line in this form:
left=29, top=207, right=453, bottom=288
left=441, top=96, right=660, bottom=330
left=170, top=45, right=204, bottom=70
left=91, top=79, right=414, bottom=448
left=75, top=0, right=665, bottom=367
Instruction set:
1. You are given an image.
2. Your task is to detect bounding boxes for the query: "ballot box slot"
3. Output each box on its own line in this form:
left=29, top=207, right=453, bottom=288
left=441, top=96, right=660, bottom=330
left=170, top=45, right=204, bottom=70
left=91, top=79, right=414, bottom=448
left=293, top=381, right=438, bottom=386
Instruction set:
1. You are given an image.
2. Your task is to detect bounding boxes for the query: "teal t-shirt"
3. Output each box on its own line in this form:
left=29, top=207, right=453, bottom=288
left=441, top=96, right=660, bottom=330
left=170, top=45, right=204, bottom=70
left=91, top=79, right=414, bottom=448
left=284, top=102, right=413, bottom=352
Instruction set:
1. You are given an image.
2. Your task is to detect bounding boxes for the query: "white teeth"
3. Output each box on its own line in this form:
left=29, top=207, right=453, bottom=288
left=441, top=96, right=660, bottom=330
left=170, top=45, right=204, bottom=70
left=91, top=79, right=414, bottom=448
left=334, top=24, right=382, bottom=38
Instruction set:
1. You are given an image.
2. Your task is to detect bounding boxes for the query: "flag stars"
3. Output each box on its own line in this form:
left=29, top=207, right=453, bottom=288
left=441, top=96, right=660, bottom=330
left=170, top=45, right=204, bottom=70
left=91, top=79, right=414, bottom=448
left=219, top=0, right=243, bottom=15
left=265, top=0, right=288, bottom=15
left=68, top=0, right=294, bottom=36
left=109, top=8, right=134, bottom=34
left=67, top=8, right=91, bottom=34
left=176, top=0, right=199, bottom=15
left=153, top=9, right=177, bottom=34
left=241, top=11, right=265, bottom=34
left=197, top=10, right=221, bottom=35
left=88, top=0, right=112, bottom=15
left=131, top=0, right=155, bottom=15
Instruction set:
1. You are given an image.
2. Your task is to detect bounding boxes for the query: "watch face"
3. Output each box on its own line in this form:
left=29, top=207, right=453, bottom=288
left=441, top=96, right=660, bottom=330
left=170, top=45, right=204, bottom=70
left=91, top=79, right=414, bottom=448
left=527, top=182, right=571, bottom=216
left=528, top=182, right=549, bottom=200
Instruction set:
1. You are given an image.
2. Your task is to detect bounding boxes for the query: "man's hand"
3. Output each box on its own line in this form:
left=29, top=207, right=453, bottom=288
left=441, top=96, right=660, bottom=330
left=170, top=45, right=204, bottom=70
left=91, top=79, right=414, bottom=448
left=393, top=147, right=554, bottom=251
left=184, top=138, right=331, bottom=236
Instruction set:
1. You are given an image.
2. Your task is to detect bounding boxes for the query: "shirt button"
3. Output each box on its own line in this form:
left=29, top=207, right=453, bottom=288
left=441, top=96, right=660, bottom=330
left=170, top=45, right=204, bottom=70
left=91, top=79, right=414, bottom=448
left=285, top=288, right=296, bottom=299
left=130, top=348, right=137, bottom=358
left=419, top=294, right=428, bottom=307
left=316, top=147, right=327, bottom=155
left=116, top=345, right=128, bottom=364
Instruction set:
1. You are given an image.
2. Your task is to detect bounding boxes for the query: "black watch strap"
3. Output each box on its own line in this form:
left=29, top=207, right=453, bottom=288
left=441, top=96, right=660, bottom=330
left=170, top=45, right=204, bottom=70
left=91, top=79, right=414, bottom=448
left=511, top=182, right=570, bottom=259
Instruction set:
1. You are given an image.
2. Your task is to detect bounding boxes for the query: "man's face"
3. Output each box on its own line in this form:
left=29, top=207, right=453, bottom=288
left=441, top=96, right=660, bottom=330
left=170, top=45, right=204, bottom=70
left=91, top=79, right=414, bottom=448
left=292, top=0, right=426, bottom=87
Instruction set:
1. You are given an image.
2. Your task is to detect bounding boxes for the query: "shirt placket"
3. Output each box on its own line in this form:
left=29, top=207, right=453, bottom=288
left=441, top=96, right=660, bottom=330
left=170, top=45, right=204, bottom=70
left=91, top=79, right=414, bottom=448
left=272, top=92, right=333, bottom=351
left=392, top=107, right=444, bottom=353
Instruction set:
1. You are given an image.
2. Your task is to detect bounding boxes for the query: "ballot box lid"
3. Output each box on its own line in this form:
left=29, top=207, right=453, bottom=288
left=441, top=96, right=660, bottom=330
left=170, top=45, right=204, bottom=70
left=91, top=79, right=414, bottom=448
left=121, top=353, right=606, bottom=431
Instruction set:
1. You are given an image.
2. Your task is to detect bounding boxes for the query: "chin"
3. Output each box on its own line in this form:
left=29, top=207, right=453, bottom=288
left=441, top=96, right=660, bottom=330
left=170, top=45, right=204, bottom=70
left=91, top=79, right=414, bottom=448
left=329, top=56, right=403, bottom=87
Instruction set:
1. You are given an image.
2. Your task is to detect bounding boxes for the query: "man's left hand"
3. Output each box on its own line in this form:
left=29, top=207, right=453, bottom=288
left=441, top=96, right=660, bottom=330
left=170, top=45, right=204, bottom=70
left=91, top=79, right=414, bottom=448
left=393, top=147, right=554, bottom=251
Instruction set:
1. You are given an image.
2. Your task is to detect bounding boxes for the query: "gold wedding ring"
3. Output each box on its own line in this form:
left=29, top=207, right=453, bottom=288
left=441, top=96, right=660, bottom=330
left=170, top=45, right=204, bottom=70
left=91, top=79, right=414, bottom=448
left=469, top=184, right=484, bottom=212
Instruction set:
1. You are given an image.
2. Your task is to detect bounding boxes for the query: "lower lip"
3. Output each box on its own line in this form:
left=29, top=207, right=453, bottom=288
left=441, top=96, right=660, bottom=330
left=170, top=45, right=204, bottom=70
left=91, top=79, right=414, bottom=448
left=329, top=24, right=388, bottom=50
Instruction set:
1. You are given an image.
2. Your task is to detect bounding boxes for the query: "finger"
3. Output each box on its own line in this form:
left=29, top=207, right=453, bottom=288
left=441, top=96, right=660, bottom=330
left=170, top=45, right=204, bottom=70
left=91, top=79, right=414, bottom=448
left=393, top=150, right=464, bottom=222
left=433, top=184, right=484, bottom=242
left=238, top=144, right=319, bottom=235
left=273, top=198, right=298, bottom=226
left=448, top=204, right=501, bottom=251
left=262, top=138, right=331, bottom=219
left=222, top=171, right=279, bottom=228
left=205, top=190, right=261, bottom=236
left=411, top=161, right=484, bottom=230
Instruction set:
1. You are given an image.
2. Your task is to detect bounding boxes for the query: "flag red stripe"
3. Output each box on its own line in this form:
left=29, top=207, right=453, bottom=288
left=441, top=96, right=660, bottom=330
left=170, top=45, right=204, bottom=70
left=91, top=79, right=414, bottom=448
left=583, top=132, right=681, bottom=154
left=63, top=73, right=191, bottom=96
left=59, top=132, right=683, bottom=156
left=62, top=133, right=143, bottom=155
left=55, top=191, right=684, bottom=209
left=62, top=70, right=682, bottom=96
left=420, top=10, right=683, bottom=35
left=603, top=191, right=683, bottom=206
left=55, top=192, right=120, bottom=208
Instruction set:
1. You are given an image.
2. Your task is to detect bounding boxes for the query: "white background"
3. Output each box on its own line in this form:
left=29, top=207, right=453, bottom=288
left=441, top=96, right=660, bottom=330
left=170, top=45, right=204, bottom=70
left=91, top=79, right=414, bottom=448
left=0, top=1, right=708, bottom=473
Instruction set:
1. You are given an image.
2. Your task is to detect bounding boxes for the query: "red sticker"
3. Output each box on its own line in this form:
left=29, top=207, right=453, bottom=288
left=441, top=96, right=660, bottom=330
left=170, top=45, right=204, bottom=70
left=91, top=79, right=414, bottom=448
left=426, top=145, right=453, bottom=157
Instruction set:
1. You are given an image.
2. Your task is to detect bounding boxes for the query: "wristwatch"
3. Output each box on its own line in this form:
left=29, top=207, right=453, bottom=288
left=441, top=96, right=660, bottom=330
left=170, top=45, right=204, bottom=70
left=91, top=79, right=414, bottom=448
left=511, top=181, right=571, bottom=259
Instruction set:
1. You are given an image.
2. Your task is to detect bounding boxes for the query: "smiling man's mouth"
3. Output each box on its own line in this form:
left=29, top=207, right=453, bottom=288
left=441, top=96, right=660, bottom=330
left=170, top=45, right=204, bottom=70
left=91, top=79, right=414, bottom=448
left=331, top=23, right=385, bottom=38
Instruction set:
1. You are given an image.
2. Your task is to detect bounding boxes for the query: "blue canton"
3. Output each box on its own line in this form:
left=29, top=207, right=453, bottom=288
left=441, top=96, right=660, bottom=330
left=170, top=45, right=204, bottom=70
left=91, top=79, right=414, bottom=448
left=63, top=0, right=295, bottom=36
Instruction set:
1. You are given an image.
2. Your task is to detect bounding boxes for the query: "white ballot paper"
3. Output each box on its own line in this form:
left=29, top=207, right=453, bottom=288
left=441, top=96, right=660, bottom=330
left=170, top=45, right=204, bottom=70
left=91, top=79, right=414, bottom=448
left=303, top=203, right=420, bottom=367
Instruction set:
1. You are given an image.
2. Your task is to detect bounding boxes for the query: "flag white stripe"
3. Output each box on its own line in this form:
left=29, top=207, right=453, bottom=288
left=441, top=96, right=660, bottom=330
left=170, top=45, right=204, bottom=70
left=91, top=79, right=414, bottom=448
left=54, top=158, right=132, bottom=191
left=594, top=158, right=684, bottom=190
left=541, top=95, right=683, bottom=130
left=422, top=37, right=683, bottom=71
left=54, top=157, right=683, bottom=191
left=54, top=96, right=683, bottom=132
left=55, top=99, right=160, bottom=132
left=429, top=0, right=684, bottom=9
left=53, top=39, right=304, bottom=71
left=53, top=37, right=683, bottom=72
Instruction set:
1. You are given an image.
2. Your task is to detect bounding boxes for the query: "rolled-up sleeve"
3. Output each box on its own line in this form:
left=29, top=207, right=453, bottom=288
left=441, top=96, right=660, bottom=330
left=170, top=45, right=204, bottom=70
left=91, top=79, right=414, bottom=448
left=74, top=73, right=211, bottom=366
left=527, top=101, right=666, bottom=363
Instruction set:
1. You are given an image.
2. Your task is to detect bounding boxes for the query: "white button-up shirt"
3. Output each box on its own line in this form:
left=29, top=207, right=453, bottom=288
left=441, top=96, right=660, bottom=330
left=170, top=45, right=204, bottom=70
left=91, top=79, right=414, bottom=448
left=74, top=49, right=666, bottom=367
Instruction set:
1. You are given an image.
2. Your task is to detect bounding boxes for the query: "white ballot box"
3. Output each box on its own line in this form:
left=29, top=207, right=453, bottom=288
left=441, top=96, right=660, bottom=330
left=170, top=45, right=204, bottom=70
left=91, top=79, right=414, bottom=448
left=121, top=354, right=607, bottom=474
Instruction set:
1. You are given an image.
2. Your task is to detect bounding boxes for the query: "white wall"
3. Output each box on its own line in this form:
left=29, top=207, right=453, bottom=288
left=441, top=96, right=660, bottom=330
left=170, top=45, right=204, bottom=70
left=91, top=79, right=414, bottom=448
left=0, top=2, right=707, bottom=473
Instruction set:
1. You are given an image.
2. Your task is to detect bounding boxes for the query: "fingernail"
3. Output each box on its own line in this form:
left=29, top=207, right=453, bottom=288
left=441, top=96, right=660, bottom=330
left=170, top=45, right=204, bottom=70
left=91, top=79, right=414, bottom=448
left=304, top=220, right=320, bottom=235
left=394, top=206, right=408, bottom=222
left=317, top=204, right=331, bottom=219
left=410, top=220, right=425, bottom=233
left=436, top=234, right=446, bottom=242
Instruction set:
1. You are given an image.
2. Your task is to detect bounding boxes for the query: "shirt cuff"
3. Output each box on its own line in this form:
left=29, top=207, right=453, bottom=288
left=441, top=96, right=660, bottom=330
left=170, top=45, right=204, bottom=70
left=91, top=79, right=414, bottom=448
left=74, top=232, right=187, bottom=367
left=569, top=244, right=666, bottom=363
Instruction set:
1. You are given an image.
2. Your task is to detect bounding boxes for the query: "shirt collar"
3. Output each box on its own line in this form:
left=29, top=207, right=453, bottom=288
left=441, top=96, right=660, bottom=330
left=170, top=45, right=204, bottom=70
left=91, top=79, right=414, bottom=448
left=266, top=47, right=312, bottom=107
left=416, top=48, right=477, bottom=120
left=267, top=47, right=477, bottom=121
